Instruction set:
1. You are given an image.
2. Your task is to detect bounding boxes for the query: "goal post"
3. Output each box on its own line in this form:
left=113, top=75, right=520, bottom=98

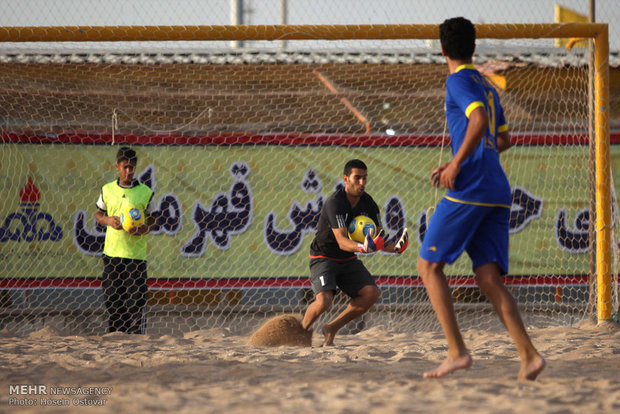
left=0, top=23, right=615, bottom=335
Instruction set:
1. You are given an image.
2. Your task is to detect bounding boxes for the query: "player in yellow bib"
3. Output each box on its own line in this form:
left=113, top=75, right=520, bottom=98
left=95, top=147, right=156, bottom=334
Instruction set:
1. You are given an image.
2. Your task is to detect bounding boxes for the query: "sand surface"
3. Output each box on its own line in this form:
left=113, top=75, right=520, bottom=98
left=1, top=319, right=619, bottom=414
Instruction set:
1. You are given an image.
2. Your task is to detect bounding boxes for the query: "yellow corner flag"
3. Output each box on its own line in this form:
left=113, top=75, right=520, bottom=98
left=554, top=4, right=589, bottom=49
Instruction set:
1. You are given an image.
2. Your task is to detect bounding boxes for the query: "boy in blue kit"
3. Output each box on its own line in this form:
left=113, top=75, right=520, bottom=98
left=417, top=17, right=545, bottom=380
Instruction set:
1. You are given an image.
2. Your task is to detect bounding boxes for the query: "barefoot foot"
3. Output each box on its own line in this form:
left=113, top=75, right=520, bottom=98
left=321, top=325, right=337, bottom=346
left=423, top=352, right=472, bottom=378
left=519, top=355, right=546, bottom=381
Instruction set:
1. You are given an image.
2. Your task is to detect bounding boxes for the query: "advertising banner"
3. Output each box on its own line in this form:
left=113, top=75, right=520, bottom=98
left=1, top=138, right=619, bottom=285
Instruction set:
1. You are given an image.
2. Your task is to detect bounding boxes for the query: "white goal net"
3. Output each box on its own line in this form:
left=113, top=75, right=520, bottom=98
left=0, top=24, right=618, bottom=336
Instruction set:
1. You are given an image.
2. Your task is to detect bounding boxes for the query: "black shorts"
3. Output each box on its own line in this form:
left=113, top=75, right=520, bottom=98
left=309, top=257, right=376, bottom=298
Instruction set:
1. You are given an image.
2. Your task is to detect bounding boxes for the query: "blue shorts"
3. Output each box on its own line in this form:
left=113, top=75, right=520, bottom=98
left=419, top=198, right=509, bottom=274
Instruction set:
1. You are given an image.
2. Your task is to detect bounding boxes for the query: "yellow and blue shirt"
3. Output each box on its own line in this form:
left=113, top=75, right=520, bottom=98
left=444, top=64, right=511, bottom=207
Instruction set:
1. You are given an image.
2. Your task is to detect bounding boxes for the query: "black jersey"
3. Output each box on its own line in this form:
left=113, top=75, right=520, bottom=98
left=310, top=187, right=381, bottom=260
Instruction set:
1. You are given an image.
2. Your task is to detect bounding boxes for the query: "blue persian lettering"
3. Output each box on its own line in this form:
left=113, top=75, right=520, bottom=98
left=381, top=196, right=407, bottom=254
left=139, top=165, right=182, bottom=235
left=73, top=211, right=106, bottom=256
left=264, top=169, right=323, bottom=255
left=139, top=165, right=155, bottom=190
left=554, top=190, right=618, bottom=253
left=149, top=194, right=182, bottom=235
left=416, top=209, right=429, bottom=245
left=302, top=169, right=321, bottom=192
left=555, top=208, right=589, bottom=253
left=0, top=206, right=63, bottom=242
left=510, top=187, right=543, bottom=233
left=181, top=162, right=253, bottom=257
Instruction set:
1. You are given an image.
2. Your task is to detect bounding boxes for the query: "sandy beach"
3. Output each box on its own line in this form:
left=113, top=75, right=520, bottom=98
left=0, top=318, right=618, bottom=414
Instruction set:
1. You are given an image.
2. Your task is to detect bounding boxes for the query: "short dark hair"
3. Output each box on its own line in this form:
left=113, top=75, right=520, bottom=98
left=440, top=17, right=476, bottom=60
left=344, top=159, right=367, bottom=176
left=116, top=146, right=137, bottom=164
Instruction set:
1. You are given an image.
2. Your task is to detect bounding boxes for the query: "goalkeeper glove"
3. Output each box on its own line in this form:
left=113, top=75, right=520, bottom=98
left=358, top=229, right=385, bottom=253
left=394, top=228, right=409, bottom=254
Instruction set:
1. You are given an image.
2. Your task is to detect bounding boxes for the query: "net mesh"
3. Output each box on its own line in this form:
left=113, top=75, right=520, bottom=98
left=0, top=26, right=617, bottom=336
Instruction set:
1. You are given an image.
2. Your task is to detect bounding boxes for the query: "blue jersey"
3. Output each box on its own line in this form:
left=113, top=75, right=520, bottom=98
left=444, top=64, right=511, bottom=207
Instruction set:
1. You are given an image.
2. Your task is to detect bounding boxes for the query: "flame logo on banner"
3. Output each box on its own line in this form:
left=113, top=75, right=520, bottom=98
left=0, top=176, right=63, bottom=242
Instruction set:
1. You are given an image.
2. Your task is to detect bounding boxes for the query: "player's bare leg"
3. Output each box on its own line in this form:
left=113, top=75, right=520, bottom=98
left=301, top=291, right=333, bottom=331
left=322, top=285, right=379, bottom=346
left=475, top=262, right=546, bottom=381
left=417, top=258, right=472, bottom=378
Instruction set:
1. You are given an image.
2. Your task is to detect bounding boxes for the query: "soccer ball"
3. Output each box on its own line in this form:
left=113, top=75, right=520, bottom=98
left=120, top=206, right=144, bottom=232
left=348, top=215, right=376, bottom=243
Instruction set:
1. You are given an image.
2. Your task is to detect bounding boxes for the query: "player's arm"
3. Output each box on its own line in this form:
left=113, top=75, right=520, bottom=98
left=332, top=227, right=364, bottom=252
left=332, top=226, right=385, bottom=254
left=496, top=98, right=510, bottom=153
left=497, top=129, right=511, bottom=153
left=128, top=193, right=159, bottom=236
left=432, top=106, right=488, bottom=190
left=95, top=208, right=122, bottom=230
left=128, top=211, right=160, bottom=235
left=95, top=191, right=122, bottom=230
left=127, top=213, right=154, bottom=235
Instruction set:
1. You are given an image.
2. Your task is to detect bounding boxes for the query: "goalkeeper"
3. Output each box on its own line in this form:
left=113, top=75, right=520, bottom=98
left=95, top=146, right=156, bottom=334
left=417, top=17, right=545, bottom=380
left=301, top=159, right=408, bottom=346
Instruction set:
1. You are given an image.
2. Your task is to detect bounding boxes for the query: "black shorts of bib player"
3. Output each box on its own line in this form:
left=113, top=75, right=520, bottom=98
left=301, top=159, right=408, bottom=346
left=95, top=147, right=156, bottom=334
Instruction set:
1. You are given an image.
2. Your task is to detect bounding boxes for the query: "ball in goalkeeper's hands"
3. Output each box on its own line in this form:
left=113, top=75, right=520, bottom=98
left=120, top=206, right=144, bottom=233
left=348, top=215, right=376, bottom=243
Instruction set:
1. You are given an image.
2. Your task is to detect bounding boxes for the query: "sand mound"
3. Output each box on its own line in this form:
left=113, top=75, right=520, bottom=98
left=573, top=317, right=620, bottom=332
left=27, top=325, right=64, bottom=339
left=0, top=328, right=15, bottom=339
left=247, top=314, right=312, bottom=347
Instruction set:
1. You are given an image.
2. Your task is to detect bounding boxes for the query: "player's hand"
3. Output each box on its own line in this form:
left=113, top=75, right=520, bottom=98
left=358, top=228, right=385, bottom=253
left=108, top=216, right=122, bottom=230
left=394, top=228, right=409, bottom=254
left=430, top=161, right=460, bottom=190
left=430, top=163, right=448, bottom=188
left=128, top=224, right=149, bottom=236
left=440, top=160, right=460, bottom=190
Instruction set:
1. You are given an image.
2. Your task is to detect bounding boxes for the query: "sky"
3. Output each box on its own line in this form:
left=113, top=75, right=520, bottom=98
left=0, top=0, right=617, bottom=51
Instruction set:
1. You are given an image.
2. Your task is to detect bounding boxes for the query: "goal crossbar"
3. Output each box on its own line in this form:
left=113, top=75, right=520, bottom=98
left=0, top=23, right=608, bottom=42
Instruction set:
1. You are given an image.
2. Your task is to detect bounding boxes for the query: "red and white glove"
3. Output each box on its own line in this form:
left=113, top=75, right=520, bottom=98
left=358, top=229, right=385, bottom=253
left=394, top=228, right=409, bottom=254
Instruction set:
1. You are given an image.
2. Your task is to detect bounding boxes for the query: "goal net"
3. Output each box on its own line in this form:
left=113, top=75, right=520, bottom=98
left=0, top=24, right=617, bottom=336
